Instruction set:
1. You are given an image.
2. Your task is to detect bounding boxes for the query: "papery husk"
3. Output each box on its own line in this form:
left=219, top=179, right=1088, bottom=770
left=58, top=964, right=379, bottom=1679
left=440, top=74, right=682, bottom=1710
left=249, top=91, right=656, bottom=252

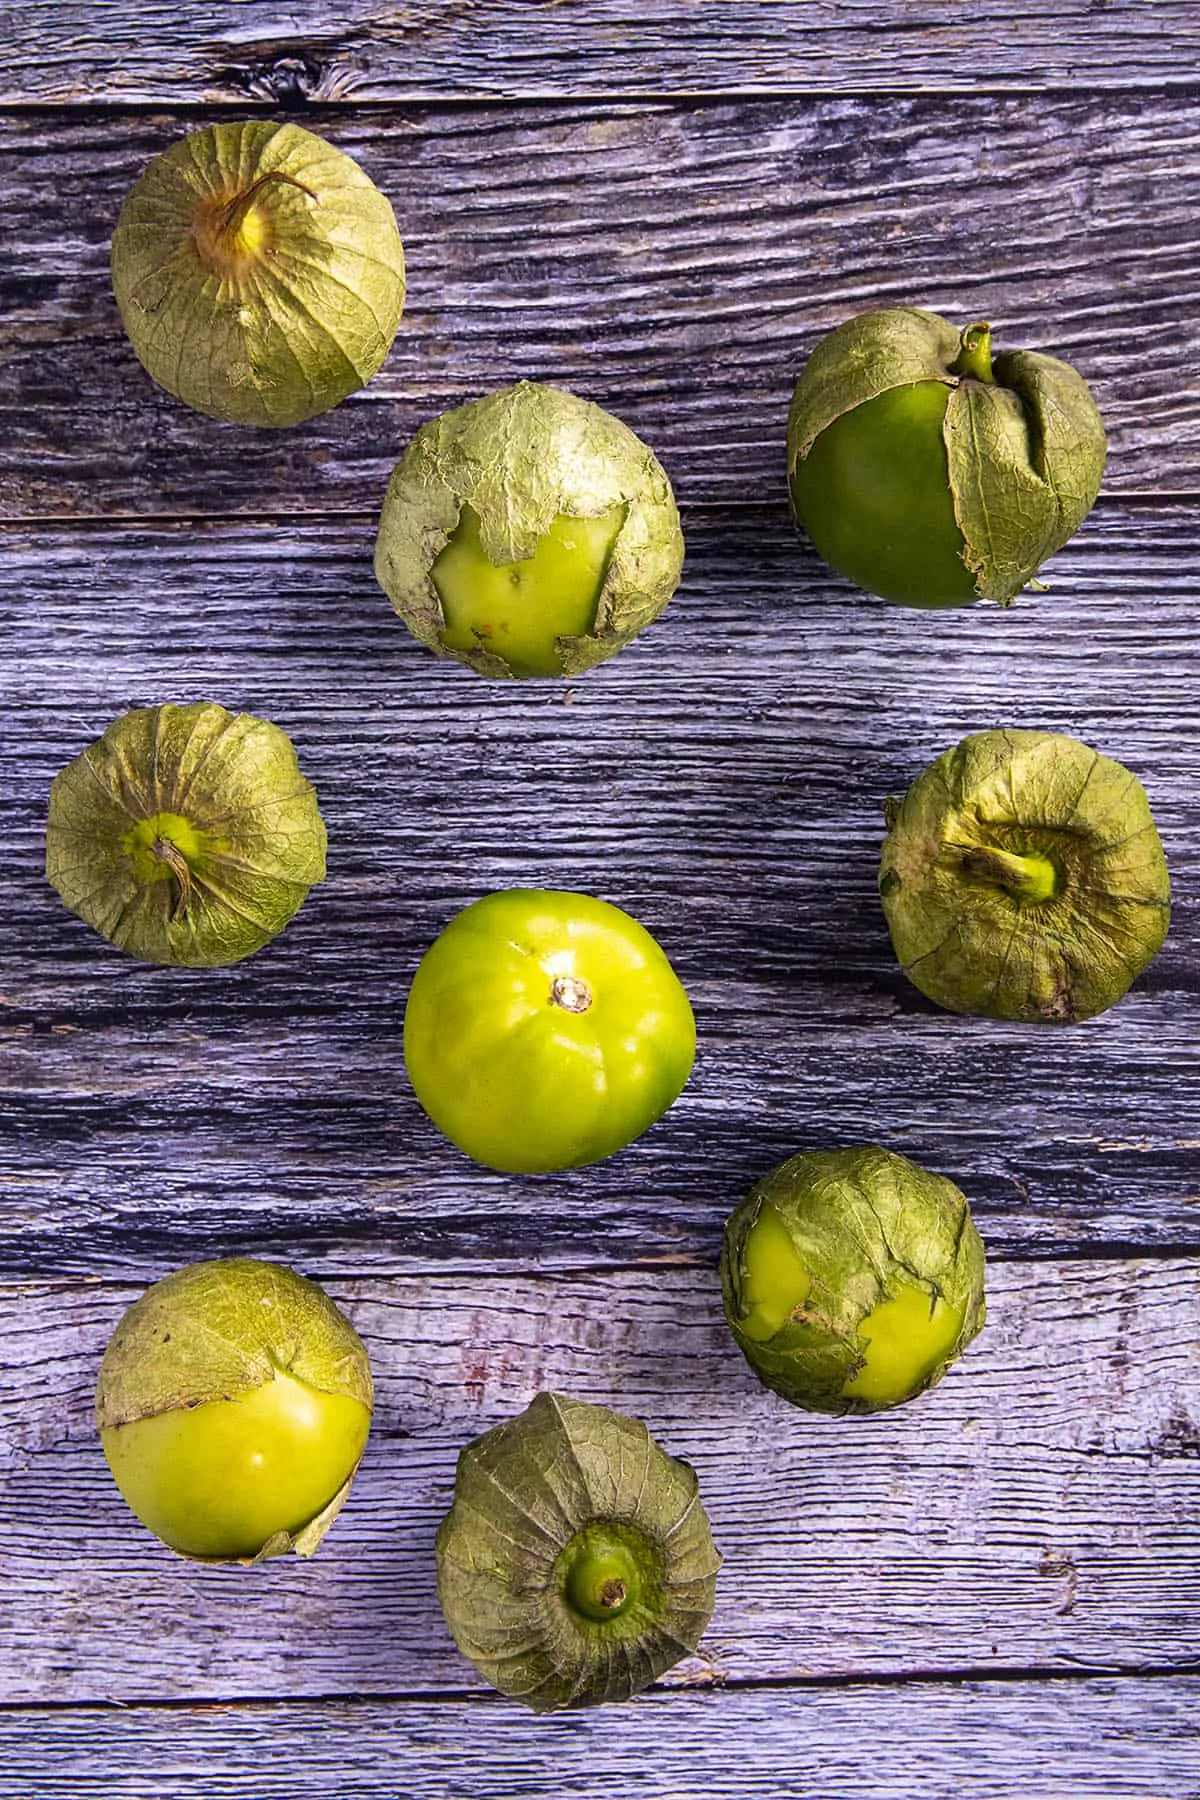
left=45, top=702, right=326, bottom=967
left=111, top=119, right=405, bottom=428
left=436, top=1392, right=721, bottom=1710
left=721, top=1146, right=986, bottom=1416
left=787, top=307, right=1106, bottom=603
left=879, top=728, right=1170, bottom=1021
left=374, top=381, right=684, bottom=677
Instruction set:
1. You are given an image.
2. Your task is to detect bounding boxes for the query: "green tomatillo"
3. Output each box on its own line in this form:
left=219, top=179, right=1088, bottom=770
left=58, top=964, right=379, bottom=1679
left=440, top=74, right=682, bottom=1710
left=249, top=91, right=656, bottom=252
left=96, top=1259, right=373, bottom=1563
left=45, top=701, right=327, bottom=967
left=436, top=1392, right=721, bottom=1711
left=787, top=307, right=1106, bottom=608
left=880, top=728, right=1171, bottom=1021
left=111, top=120, right=406, bottom=427
left=373, top=381, right=684, bottom=677
left=404, top=889, right=696, bottom=1173
left=721, top=1147, right=986, bottom=1415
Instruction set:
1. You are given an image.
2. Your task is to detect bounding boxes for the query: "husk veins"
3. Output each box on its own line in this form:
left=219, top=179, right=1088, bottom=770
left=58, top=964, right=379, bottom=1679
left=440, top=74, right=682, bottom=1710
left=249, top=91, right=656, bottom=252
left=436, top=1392, right=721, bottom=1710
left=786, top=307, right=1106, bottom=603
left=721, top=1146, right=986, bottom=1416
left=879, top=728, right=1170, bottom=1022
left=45, top=701, right=326, bottom=968
left=373, top=381, right=684, bottom=678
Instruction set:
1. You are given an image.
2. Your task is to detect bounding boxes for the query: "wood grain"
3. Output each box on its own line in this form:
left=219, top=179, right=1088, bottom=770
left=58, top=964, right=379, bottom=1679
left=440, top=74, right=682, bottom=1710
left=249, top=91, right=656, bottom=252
left=4, top=1678, right=1200, bottom=1800
left=3, top=97, right=1198, bottom=520
left=2, top=505, right=1198, bottom=1275
left=2, top=1259, right=1198, bottom=1704
left=4, top=2, right=1198, bottom=106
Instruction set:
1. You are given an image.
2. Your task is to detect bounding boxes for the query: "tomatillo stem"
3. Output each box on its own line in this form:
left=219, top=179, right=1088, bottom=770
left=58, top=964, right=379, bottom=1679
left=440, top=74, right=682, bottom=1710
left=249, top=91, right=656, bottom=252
left=219, top=171, right=317, bottom=237
left=565, top=1548, right=635, bottom=1622
left=962, top=845, right=1060, bottom=904
left=550, top=974, right=592, bottom=1013
left=153, top=836, right=192, bottom=917
left=951, top=321, right=995, bottom=385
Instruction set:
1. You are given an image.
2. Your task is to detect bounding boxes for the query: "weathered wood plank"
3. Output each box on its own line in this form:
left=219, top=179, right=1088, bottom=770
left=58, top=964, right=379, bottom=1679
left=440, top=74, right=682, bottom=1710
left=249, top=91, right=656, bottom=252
left=4, top=2, right=1198, bottom=106
left=4, top=1679, right=1200, bottom=1800
left=2, top=97, right=1197, bottom=520
left=2, top=1260, right=1198, bottom=1704
left=1, top=505, right=1198, bottom=1272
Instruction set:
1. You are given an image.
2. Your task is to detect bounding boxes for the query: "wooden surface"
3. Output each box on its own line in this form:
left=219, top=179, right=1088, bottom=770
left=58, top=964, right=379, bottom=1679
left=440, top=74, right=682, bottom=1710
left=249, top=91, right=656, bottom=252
left=1, top=5, right=1199, bottom=1797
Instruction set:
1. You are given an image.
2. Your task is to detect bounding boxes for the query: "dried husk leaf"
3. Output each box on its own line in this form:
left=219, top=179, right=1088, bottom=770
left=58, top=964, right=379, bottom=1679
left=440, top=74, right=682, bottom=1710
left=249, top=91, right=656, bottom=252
left=436, top=1393, right=721, bottom=1711
left=373, top=381, right=684, bottom=678
left=880, top=729, right=1170, bottom=1021
left=721, top=1147, right=986, bottom=1416
left=96, top=1259, right=374, bottom=1563
left=111, top=120, right=405, bottom=428
left=786, top=307, right=1106, bottom=603
left=45, top=702, right=326, bottom=967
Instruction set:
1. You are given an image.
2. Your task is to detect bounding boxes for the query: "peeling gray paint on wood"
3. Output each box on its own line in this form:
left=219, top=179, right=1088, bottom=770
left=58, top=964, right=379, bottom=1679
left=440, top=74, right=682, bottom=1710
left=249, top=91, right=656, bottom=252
left=3, top=2, right=1199, bottom=106
left=2, top=1261, right=1199, bottom=1704
left=2, top=97, right=1198, bottom=519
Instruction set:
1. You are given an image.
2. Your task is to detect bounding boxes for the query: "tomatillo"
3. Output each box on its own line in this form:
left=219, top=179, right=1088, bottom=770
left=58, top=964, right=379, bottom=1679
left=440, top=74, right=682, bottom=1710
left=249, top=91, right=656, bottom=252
left=404, top=889, right=696, bottom=1173
left=721, top=1146, right=986, bottom=1415
left=787, top=307, right=1106, bottom=608
left=96, top=1259, right=373, bottom=1562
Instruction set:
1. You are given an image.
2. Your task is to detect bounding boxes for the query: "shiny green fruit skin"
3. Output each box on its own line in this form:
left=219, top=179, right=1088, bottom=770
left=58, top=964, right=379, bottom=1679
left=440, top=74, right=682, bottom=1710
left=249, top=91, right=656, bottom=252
left=102, top=1372, right=371, bottom=1562
left=791, top=382, right=978, bottom=608
left=404, top=889, right=695, bottom=1174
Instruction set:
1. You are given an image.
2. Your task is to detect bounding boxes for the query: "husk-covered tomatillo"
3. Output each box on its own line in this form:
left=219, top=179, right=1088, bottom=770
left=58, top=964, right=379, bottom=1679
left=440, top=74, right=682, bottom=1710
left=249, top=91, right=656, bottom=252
left=45, top=702, right=327, bottom=967
left=373, top=381, right=684, bottom=677
left=111, top=120, right=405, bottom=427
left=880, top=729, right=1171, bottom=1022
left=787, top=307, right=1106, bottom=608
left=436, top=1393, right=721, bottom=1711
left=96, top=1260, right=373, bottom=1563
left=722, top=1147, right=986, bottom=1415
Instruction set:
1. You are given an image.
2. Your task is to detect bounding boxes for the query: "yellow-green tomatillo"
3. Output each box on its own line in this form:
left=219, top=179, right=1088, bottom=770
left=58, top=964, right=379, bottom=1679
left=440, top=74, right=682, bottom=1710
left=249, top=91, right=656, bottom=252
left=404, top=889, right=696, bottom=1174
left=96, top=1259, right=373, bottom=1563
left=111, top=120, right=405, bottom=427
left=721, top=1147, right=986, bottom=1415
left=374, top=381, right=684, bottom=678
left=787, top=307, right=1106, bottom=608
left=436, top=1393, right=721, bottom=1711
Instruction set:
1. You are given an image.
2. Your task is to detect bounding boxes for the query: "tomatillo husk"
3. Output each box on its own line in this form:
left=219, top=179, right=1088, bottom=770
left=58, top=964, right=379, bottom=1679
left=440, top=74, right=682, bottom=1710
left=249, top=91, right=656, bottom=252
left=436, top=1393, right=721, bottom=1710
left=880, top=728, right=1170, bottom=1021
left=373, top=380, right=685, bottom=677
left=111, top=120, right=406, bottom=427
left=96, top=1259, right=373, bottom=1563
left=45, top=701, right=327, bottom=967
left=787, top=307, right=1106, bottom=608
left=722, top=1147, right=986, bottom=1415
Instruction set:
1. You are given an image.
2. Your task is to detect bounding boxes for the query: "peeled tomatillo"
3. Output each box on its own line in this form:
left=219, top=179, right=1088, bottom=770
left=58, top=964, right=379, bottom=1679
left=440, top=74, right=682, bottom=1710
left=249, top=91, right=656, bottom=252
left=721, top=1147, right=986, bottom=1415
left=787, top=307, right=1106, bottom=608
left=96, top=1259, right=373, bottom=1563
left=403, top=889, right=696, bottom=1173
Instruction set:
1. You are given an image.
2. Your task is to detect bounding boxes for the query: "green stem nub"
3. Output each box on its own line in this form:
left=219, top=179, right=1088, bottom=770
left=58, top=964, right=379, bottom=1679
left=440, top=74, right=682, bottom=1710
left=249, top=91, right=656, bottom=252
left=563, top=1535, right=636, bottom=1623
left=962, top=845, right=1059, bottom=904
left=951, top=321, right=995, bottom=385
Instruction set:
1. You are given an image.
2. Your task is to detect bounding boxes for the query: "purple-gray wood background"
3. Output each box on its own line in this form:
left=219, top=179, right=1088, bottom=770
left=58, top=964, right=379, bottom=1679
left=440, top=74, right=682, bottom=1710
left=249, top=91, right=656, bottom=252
left=2, top=4, right=1198, bottom=1795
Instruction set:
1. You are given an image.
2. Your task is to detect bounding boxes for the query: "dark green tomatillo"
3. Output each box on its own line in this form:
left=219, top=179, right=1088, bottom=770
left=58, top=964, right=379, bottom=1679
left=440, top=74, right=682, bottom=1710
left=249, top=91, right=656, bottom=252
left=787, top=307, right=1106, bottom=608
left=436, top=1393, right=721, bottom=1711
left=722, top=1147, right=986, bottom=1415
left=879, top=728, right=1170, bottom=1021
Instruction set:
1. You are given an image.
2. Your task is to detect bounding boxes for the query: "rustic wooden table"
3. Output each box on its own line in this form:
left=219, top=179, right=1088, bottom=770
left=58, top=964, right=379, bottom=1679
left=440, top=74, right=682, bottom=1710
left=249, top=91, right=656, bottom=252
left=2, top=5, right=1199, bottom=1796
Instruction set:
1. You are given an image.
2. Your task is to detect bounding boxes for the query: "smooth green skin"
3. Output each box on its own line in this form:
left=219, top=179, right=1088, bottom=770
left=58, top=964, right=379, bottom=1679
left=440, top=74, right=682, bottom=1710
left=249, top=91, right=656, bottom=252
left=790, top=381, right=980, bottom=608
left=432, top=504, right=626, bottom=677
left=101, top=1370, right=371, bottom=1560
left=404, top=889, right=696, bottom=1174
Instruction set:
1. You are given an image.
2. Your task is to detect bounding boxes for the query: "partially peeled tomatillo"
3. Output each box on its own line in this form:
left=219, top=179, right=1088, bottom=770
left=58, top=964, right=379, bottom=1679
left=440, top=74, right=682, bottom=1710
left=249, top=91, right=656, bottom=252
left=436, top=1392, right=721, bottom=1711
left=96, top=1259, right=373, bottom=1563
left=111, top=120, right=406, bottom=427
left=880, top=728, right=1171, bottom=1022
left=721, top=1147, right=986, bottom=1415
left=373, top=381, right=684, bottom=677
left=404, top=889, right=696, bottom=1174
left=787, top=307, right=1107, bottom=608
